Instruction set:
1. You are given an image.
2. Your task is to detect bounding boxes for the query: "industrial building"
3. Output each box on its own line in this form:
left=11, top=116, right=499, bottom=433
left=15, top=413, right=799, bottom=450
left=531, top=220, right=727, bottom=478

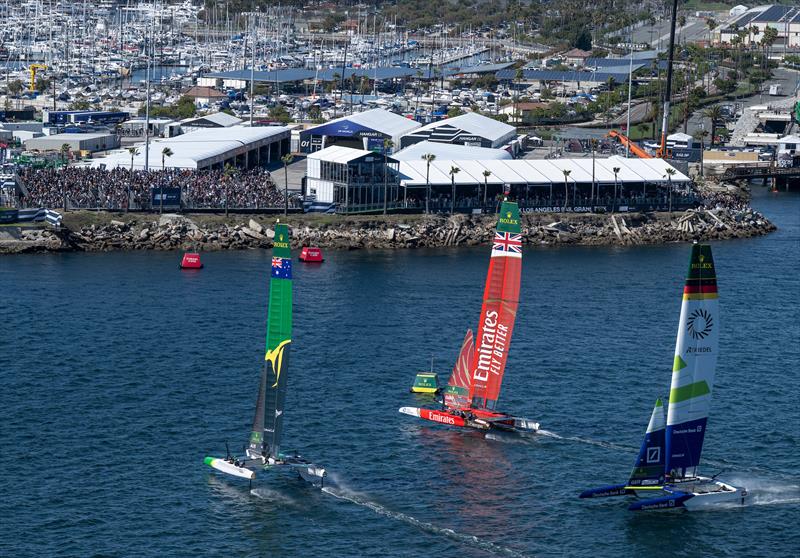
left=24, top=132, right=120, bottom=154
left=89, top=126, right=290, bottom=171
left=719, top=5, right=800, bottom=47
left=298, top=108, right=420, bottom=154
left=399, top=112, right=517, bottom=150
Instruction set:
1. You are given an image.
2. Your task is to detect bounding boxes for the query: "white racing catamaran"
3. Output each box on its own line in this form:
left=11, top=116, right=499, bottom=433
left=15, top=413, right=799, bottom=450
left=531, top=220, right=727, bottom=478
left=204, top=223, right=326, bottom=488
left=580, top=243, right=747, bottom=510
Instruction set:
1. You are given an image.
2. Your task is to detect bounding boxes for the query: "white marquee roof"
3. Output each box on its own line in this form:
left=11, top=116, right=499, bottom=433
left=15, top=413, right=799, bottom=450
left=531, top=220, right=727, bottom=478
left=399, top=155, right=690, bottom=187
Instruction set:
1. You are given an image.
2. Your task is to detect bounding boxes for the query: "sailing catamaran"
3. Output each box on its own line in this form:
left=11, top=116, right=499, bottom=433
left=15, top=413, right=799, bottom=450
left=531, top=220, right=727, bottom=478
left=580, top=243, right=747, bottom=510
left=204, top=223, right=326, bottom=487
left=399, top=201, right=539, bottom=433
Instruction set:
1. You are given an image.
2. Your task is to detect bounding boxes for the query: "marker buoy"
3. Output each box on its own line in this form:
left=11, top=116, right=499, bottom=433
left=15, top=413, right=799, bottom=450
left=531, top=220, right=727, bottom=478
left=180, top=252, right=203, bottom=269
left=299, top=247, right=324, bottom=262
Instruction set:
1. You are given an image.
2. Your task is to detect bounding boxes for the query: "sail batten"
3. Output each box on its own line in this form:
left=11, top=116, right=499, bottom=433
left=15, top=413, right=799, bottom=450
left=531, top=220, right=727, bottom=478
left=665, top=244, right=719, bottom=479
left=468, top=202, right=522, bottom=410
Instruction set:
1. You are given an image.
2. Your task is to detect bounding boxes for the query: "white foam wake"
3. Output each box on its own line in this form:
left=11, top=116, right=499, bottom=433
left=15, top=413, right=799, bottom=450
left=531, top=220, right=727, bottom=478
left=321, top=480, right=532, bottom=558
left=249, top=487, right=301, bottom=507
left=730, top=477, right=800, bottom=507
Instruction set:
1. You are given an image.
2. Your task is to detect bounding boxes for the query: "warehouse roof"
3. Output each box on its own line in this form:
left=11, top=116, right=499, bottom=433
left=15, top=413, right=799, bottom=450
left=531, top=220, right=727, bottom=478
left=409, top=112, right=516, bottom=143
left=89, top=126, right=289, bottom=170
left=304, top=108, right=420, bottom=139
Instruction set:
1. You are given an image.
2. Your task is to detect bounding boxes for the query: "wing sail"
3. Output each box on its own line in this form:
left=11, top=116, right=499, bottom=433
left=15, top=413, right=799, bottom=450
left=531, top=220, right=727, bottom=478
left=261, top=224, right=293, bottom=459
left=665, top=244, right=719, bottom=479
left=469, top=201, right=522, bottom=410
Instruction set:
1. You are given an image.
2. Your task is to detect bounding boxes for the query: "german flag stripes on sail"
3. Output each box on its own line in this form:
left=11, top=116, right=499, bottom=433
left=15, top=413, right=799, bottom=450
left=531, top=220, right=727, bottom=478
left=682, top=244, right=717, bottom=300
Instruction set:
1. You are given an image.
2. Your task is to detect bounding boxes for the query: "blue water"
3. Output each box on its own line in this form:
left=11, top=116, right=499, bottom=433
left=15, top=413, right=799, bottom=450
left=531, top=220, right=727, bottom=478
left=2, top=187, right=798, bottom=557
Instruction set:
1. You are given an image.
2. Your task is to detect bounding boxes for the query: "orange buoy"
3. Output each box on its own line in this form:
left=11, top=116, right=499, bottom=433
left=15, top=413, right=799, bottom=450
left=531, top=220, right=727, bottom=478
left=299, top=247, right=324, bottom=263
left=180, top=252, right=203, bottom=269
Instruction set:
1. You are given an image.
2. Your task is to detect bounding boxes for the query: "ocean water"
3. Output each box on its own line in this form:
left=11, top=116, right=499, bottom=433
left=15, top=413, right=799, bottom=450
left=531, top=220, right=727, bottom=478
left=2, top=187, right=798, bottom=557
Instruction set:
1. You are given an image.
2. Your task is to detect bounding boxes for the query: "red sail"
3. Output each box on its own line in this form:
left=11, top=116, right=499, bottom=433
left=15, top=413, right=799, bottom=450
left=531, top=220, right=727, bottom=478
left=443, top=329, right=474, bottom=410
left=468, top=201, right=522, bottom=410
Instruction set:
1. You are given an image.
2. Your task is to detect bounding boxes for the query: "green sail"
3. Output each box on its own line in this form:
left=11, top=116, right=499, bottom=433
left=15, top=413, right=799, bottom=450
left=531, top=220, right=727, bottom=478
left=249, top=223, right=293, bottom=459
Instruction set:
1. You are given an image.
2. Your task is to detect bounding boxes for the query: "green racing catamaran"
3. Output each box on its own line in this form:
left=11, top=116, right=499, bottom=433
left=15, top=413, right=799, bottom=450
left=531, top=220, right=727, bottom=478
left=204, top=222, right=326, bottom=487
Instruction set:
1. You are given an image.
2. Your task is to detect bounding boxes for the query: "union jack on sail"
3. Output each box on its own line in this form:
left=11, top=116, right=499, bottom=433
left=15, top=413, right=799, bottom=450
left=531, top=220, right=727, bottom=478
left=492, top=232, right=522, bottom=256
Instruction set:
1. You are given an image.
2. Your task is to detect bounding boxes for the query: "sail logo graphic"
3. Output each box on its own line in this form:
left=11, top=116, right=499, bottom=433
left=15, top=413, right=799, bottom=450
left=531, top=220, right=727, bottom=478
left=646, top=447, right=661, bottom=463
left=266, top=339, right=291, bottom=387
left=498, top=210, right=518, bottom=226
left=274, top=232, right=289, bottom=249
left=427, top=412, right=456, bottom=425
left=687, top=309, right=713, bottom=340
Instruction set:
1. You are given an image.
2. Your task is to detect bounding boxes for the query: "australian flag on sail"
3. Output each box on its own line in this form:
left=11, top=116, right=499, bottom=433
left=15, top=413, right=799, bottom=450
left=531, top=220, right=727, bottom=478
left=492, top=232, right=522, bottom=255
left=271, top=257, right=292, bottom=279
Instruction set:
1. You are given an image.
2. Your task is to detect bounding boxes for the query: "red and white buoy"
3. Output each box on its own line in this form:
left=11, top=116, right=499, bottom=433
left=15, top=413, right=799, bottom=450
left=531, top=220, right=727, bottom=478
left=180, top=252, right=203, bottom=269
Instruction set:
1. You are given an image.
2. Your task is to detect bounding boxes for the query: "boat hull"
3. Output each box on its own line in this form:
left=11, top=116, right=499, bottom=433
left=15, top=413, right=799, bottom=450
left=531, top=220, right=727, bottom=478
left=398, top=406, right=538, bottom=432
left=629, top=477, right=747, bottom=511
left=204, top=456, right=256, bottom=480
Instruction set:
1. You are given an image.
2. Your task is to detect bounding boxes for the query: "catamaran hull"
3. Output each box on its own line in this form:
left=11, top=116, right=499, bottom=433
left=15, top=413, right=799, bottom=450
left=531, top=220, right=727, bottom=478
left=398, top=406, right=539, bottom=433
left=399, top=406, right=466, bottom=427
left=205, top=456, right=326, bottom=486
left=630, top=478, right=747, bottom=511
left=205, top=457, right=256, bottom=480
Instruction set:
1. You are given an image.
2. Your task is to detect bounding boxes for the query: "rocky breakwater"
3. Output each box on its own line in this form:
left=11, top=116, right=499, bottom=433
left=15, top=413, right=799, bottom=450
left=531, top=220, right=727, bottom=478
left=29, top=204, right=775, bottom=254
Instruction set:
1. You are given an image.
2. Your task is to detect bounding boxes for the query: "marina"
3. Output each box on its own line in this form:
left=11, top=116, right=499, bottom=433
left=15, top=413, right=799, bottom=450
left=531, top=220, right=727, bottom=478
left=1, top=1, right=799, bottom=556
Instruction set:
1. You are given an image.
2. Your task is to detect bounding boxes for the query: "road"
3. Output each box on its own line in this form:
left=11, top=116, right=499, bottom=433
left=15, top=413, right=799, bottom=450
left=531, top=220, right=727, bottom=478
left=684, top=67, right=800, bottom=140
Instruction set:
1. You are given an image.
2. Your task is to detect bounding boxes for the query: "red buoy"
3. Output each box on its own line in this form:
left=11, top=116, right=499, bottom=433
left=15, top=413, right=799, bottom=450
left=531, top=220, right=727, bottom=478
left=299, top=247, right=324, bottom=263
left=180, top=252, right=203, bottom=269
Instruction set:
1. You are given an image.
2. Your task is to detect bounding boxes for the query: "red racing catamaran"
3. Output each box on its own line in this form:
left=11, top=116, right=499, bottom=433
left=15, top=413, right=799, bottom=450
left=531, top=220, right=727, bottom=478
left=399, top=200, right=539, bottom=433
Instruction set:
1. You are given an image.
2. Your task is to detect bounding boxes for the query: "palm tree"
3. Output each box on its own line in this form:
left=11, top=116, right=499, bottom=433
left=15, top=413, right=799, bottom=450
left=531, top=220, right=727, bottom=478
left=159, top=147, right=173, bottom=214
left=449, top=165, right=460, bottom=214
left=703, top=105, right=723, bottom=147
left=281, top=153, right=294, bottom=216
left=612, top=166, right=620, bottom=214
left=561, top=169, right=571, bottom=213
left=422, top=153, right=435, bottom=214
left=60, top=143, right=70, bottom=165
left=665, top=168, right=676, bottom=215
left=482, top=170, right=491, bottom=209
left=383, top=138, right=394, bottom=215
left=126, top=146, right=139, bottom=212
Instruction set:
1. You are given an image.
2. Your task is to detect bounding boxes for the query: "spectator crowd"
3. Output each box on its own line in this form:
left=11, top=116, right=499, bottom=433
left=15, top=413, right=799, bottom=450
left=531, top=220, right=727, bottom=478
left=19, top=167, right=302, bottom=210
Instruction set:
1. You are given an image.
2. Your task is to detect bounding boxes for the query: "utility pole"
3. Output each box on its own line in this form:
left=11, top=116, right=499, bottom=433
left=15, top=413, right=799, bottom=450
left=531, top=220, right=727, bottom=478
left=659, top=0, right=679, bottom=158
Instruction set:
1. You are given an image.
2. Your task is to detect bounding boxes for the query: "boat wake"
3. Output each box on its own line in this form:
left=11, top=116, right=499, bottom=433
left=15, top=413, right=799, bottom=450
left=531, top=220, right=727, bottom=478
left=729, top=476, right=800, bottom=508
left=321, top=476, right=531, bottom=558
left=249, top=487, right=302, bottom=507
left=537, top=430, right=638, bottom=454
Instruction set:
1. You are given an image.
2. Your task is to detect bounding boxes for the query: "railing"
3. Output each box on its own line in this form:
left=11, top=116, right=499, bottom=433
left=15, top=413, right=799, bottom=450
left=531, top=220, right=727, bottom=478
left=722, top=165, right=800, bottom=180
